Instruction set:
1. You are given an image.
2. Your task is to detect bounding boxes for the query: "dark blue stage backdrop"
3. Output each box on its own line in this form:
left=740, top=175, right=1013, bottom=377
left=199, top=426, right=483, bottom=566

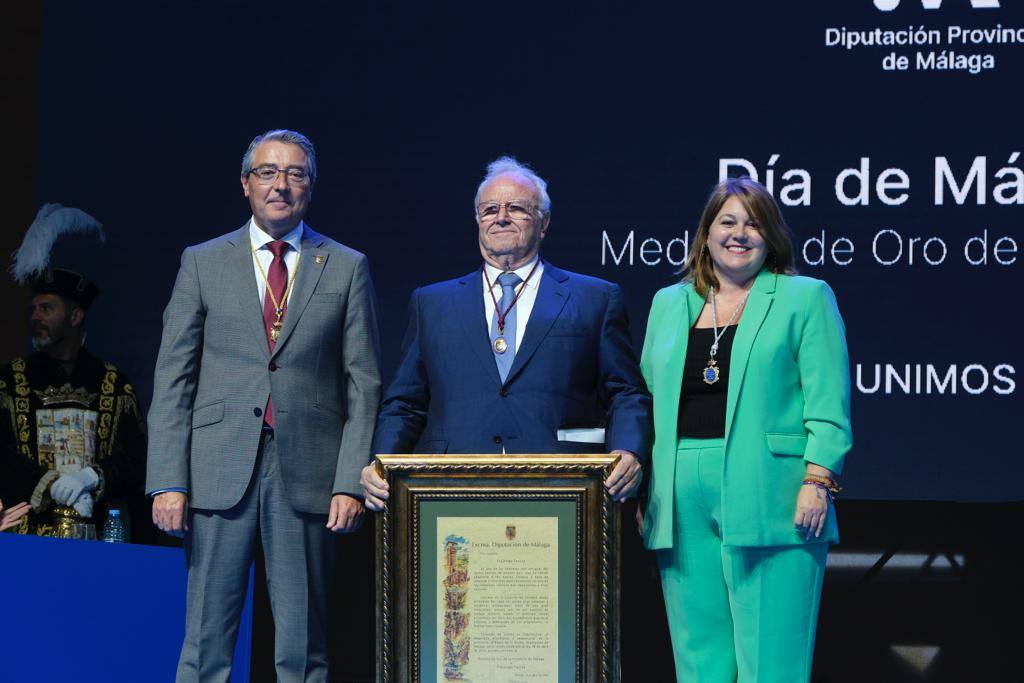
left=34, top=1, right=1022, bottom=501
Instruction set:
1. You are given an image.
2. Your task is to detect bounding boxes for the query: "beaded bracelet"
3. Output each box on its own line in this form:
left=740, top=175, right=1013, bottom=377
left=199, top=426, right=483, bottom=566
left=801, top=481, right=836, bottom=503
left=803, top=473, right=842, bottom=494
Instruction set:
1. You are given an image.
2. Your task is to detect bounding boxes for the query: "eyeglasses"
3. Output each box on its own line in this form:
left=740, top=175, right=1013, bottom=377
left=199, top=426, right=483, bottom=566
left=247, top=165, right=311, bottom=186
left=476, top=200, right=538, bottom=222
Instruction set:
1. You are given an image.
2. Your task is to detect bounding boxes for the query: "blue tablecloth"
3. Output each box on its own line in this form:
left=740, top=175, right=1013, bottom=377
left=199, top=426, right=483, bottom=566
left=0, top=533, right=252, bottom=682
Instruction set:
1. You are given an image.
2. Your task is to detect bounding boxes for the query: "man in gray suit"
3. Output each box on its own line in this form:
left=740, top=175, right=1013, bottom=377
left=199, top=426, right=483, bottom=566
left=146, top=129, right=381, bottom=683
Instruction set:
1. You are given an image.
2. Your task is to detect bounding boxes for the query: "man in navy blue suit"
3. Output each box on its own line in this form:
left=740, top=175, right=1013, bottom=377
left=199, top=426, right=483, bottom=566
left=361, top=157, right=651, bottom=508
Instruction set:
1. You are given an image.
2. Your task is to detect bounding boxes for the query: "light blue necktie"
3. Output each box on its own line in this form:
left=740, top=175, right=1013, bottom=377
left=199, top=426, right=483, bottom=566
left=490, top=271, right=523, bottom=382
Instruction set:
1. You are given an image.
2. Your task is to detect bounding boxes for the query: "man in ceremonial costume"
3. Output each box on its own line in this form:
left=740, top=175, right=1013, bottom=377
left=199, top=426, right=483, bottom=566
left=146, top=129, right=381, bottom=683
left=361, top=156, right=651, bottom=508
left=0, top=205, right=147, bottom=537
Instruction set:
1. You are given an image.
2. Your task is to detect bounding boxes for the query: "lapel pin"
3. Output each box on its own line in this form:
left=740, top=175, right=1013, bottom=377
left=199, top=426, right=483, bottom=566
left=314, top=255, right=324, bottom=265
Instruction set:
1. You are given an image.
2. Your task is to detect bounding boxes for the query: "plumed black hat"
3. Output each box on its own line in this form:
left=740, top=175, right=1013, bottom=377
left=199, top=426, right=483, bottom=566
left=10, top=204, right=105, bottom=309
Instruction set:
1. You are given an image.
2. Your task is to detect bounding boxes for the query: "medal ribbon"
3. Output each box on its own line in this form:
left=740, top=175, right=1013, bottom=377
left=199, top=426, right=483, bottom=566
left=702, top=285, right=751, bottom=385
left=708, top=285, right=750, bottom=359
left=483, top=259, right=540, bottom=337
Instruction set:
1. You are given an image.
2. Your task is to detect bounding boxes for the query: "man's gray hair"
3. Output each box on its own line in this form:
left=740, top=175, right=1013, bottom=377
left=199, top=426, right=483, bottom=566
left=240, top=129, right=318, bottom=184
left=474, top=156, right=551, bottom=215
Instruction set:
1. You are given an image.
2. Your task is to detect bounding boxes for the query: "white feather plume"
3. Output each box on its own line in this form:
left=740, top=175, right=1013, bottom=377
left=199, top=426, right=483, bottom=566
left=11, top=203, right=105, bottom=283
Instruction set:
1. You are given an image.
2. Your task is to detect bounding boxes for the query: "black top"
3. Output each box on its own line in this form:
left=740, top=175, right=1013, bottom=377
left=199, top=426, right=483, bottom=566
left=677, top=325, right=737, bottom=439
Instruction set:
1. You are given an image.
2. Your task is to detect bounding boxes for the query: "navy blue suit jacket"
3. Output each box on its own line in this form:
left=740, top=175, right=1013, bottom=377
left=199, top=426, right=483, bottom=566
left=373, top=262, right=651, bottom=457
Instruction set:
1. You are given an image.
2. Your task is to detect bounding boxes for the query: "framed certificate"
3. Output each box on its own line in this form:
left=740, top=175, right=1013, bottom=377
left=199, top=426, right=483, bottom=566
left=375, top=453, right=621, bottom=683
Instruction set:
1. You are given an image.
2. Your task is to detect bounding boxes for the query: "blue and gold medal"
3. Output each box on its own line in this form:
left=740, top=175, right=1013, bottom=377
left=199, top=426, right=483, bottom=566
left=702, top=358, right=720, bottom=385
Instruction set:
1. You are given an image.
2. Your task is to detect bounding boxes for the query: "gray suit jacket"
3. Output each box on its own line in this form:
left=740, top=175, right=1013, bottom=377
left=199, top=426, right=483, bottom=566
left=145, top=224, right=381, bottom=513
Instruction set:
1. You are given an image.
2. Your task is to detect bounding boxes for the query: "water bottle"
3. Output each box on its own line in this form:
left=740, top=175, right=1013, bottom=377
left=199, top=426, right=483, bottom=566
left=103, top=509, right=126, bottom=543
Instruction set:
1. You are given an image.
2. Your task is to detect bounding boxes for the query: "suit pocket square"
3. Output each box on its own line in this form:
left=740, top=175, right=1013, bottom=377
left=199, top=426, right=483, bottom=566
left=557, top=428, right=606, bottom=444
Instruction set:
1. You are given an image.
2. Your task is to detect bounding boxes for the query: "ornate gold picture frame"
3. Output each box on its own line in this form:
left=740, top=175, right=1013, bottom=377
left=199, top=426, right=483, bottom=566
left=375, top=453, right=621, bottom=683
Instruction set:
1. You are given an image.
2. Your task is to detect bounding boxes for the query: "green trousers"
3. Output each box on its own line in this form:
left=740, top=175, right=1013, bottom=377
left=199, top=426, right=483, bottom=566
left=656, top=438, right=828, bottom=683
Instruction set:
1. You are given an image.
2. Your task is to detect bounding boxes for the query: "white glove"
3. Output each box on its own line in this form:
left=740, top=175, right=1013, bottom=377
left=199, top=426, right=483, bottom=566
left=71, top=491, right=94, bottom=518
left=51, top=467, right=99, bottom=505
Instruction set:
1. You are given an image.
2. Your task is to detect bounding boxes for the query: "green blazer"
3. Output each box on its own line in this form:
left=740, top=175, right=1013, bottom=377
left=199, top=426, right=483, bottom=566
left=641, top=270, right=852, bottom=549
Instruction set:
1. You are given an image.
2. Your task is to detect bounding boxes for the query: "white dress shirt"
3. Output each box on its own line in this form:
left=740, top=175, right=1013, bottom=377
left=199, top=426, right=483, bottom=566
left=481, top=256, right=544, bottom=354
left=249, top=218, right=304, bottom=305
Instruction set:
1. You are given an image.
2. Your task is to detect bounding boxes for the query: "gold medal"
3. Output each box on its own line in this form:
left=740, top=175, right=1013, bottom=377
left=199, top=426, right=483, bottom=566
left=270, top=311, right=284, bottom=343
left=493, top=336, right=508, bottom=354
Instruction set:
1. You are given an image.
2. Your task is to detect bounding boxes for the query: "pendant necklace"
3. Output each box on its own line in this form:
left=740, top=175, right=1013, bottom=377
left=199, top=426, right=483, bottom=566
left=253, top=247, right=301, bottom=343
left=484, top=259, right=540, bottom=354
left=702, top=285, right=750, bottom=385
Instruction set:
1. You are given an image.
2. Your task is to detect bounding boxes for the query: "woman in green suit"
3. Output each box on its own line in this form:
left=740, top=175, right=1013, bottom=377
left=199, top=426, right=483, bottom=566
left=640, top=177, right=851, bottom=682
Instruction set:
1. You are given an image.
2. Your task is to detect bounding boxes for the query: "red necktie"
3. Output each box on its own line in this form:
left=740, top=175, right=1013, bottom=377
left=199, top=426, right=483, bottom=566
left=262, top=240, right=289, bottom=427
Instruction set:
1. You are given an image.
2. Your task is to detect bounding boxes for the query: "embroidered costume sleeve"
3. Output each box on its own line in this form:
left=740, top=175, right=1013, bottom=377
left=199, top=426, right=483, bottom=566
left=0, top=362, right=50, bottom=534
